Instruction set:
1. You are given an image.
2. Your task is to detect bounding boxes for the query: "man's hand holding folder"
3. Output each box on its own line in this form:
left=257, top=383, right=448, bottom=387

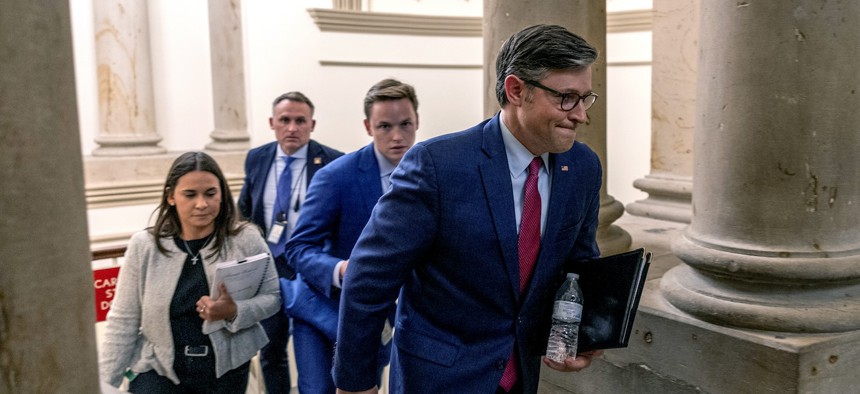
left=541, top=248, right=652, bottom=354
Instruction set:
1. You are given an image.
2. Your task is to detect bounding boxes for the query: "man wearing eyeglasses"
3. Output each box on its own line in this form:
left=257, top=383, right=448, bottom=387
left=333, top=24, right=604, bottom=394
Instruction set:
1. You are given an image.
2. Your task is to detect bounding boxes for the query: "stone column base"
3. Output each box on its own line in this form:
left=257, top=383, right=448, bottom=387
left=92, top=134, right=166, bottom=157
left=538, top=215, right=860, bottom=393
left=626, top=174, right=692, bottom=224
left=540, top=280, right=860, bottom=393
left=597, top=195, right=632, bottom=255
left=205, top=129, right=251, bottom=152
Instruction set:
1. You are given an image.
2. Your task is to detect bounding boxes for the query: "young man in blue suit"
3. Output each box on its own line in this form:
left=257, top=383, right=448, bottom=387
left=237, top=91, right=343, bottom=394
left=283, top=79, right=419, bottom=394
left=334, top=25, right=604, bottom=394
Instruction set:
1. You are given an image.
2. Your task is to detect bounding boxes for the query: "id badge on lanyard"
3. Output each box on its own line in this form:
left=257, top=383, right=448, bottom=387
left=268, top=212, right=287, bottom=244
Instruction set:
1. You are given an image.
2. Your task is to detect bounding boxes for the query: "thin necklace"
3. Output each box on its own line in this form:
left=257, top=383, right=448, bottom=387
left=181, top=233, right=212, bottom=265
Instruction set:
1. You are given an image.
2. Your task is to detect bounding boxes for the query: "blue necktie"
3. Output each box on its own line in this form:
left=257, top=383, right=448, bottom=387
left=270, top=156, right=295, bottom=255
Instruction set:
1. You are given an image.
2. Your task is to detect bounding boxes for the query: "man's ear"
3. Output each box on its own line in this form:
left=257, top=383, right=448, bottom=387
left=310, top=119, right=316, bottom=132
left=364, top=119, right=372, bottom=137
left=504, top=75, right=527, bottom=107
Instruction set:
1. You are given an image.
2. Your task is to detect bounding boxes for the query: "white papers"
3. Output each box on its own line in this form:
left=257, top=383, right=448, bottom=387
left=202, top=252, right=271, bottom=334
left=209, top=252, right=270, bottom=301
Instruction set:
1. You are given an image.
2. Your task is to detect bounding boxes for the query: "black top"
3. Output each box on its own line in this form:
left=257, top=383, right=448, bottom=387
left=170, top=235, right=215, bottom=383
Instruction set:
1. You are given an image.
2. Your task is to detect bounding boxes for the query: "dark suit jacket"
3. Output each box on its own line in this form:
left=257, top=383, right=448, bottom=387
left=282, top=142, right=397, bottom=363
left=333, top=115, right=602, bottom=394
left=237, top=140, right=343, bottom=277
left=285, top=143, right=383, bottom=303
left=280, top=143, right=384, bottom=339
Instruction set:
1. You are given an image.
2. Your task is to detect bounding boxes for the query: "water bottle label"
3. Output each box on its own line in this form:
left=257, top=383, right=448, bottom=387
left=552, top=300, right=583, bottom=323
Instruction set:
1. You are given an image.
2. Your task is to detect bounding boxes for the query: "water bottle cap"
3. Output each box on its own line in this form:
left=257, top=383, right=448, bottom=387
left=567, top=273, right=579, bottom=280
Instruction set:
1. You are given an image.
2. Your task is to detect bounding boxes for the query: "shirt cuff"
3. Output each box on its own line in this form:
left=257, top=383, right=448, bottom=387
left=333, top=260, right=346, bottom=289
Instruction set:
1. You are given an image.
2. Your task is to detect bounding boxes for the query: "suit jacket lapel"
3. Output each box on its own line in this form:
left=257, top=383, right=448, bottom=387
left=306, top=140, right=324, bottom=186
left=357, top=144, right=383, bottom=213
left=252, top=143, right=278, bottom=227
left=543, top=153, right=575, bottom=253
left=478, top=116, right=521, bottom=302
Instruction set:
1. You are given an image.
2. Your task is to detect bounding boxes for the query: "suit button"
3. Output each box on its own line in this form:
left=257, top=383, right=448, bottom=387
left=496, top=359, right=506, bottom=370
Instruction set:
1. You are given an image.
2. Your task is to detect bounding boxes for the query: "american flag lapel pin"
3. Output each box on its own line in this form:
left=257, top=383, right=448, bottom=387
left=561, top=165, right=569, bottom=172
left=314, top=157, right=322, bottom=164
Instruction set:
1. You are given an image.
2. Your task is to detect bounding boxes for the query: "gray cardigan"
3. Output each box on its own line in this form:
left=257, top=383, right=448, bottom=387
left=99, top=225, right=280, bottom=387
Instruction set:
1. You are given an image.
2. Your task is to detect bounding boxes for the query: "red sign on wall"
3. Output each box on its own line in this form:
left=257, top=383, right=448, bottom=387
left=93, top=267, right=121, bottom=322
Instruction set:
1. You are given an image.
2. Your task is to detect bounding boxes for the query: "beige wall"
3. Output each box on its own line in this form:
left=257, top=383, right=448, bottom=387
left=71, top=0, right=653, bottom=247
left=72, top=0, right=484, bottom=160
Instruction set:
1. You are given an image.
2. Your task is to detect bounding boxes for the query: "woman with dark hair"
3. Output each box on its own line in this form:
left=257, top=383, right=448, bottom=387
left=100, top=151, right=279, bottom=393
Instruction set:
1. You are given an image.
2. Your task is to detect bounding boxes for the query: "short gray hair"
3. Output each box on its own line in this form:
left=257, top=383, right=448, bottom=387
left=495, top=24, right=598, bottom=107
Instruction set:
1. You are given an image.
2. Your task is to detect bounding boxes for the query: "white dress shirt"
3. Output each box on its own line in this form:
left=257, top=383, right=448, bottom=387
left=263, top=143, right=309, bottom=239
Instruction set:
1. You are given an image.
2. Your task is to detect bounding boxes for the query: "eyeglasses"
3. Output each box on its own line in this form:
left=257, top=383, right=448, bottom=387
left=522, top=79, right=598, bottom=111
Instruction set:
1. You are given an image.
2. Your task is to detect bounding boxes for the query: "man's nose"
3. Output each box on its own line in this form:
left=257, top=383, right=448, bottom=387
left=568, top=103, right=588, bottom=124
left=391, top=128, right=404, bottom=141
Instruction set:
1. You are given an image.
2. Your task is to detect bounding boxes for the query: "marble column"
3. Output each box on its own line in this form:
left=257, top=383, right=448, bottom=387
left=483, top=0, right=631, bottom=255
left=541, top=2, right=860, bottom=392
left=665, top=1, right=860, bottom=333
left=206, top=0, right=250, bottom=152
left=333, top=0, right=362, bottom=11
left=625, top=0, right=697, bottom=224
left=92, top=0, right=165, bottom=156
left=0, top=1, right=99, bottom=392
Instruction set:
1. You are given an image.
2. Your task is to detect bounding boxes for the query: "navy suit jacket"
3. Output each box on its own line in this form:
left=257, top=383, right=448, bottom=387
left=283, top=143, right=396, bottom=351
left=333, top=115, right=602, bottom=394
left=237, top=140, right=343, bottom=277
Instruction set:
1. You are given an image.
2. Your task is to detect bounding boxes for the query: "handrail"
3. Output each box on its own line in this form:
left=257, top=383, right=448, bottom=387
left=92, top=246, right=127, bottom=261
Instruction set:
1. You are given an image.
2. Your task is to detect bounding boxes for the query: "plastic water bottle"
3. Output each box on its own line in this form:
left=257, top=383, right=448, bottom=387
left=546, top=273, right=584, bottom=363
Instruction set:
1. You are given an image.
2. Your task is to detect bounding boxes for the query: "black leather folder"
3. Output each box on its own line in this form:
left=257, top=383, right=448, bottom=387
left=563, top=248, right=652, bottom=352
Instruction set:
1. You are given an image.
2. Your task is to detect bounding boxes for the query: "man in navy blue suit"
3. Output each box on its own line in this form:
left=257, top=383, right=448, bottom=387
left=334, top=25, right=604, bottom=394
left=283, top=79, right=419, bottom=393
left=238, top=91, right=343, bottom=394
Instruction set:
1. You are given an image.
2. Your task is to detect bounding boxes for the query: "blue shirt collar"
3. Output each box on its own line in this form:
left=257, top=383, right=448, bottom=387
left=276, top=143, right=309, bottom=160
left=373, top=144, right=398, bottom=177
left=499, top=118, right=548, bottom=176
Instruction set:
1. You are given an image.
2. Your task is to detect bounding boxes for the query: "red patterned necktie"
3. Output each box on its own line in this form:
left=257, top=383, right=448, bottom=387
left=518, top=157, right=542, bottom=291
left=500, top=156, right=543, bottom=391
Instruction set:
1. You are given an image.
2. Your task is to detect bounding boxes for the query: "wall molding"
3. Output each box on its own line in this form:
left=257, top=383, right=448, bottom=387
left=308, top=8, right=481, bottom=36
left=609, top=10, right=653, bottom=33
left=83, top=151, right=246, bottom=209
left=86, top=177, right=245, bottom=209
left=307, top=8, right=651, bottom=36
left=319, top=60, right=482, bottom=69
left=607, top=60, right=652, bottom=67
left=319, top=60, right=651, bottom=70
left=91, top=232, right=137, bottom=248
